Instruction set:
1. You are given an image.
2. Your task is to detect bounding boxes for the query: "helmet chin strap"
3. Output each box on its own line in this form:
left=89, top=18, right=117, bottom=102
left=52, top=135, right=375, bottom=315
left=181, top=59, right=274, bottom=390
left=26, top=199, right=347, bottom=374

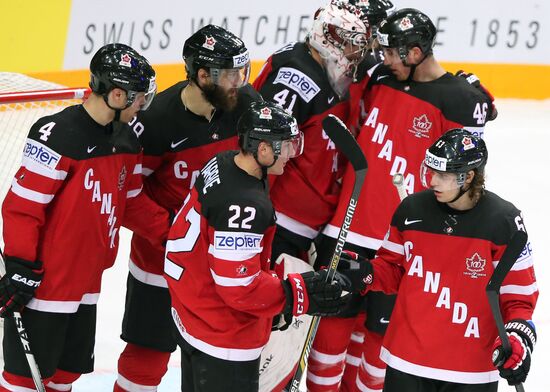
left=403, top=50, right=430, bottom=83
left=448, top=173, right=469, bottom=203
left=253, top=152, right=278, bottom=179
left=103, top=93, right=130, bottom=122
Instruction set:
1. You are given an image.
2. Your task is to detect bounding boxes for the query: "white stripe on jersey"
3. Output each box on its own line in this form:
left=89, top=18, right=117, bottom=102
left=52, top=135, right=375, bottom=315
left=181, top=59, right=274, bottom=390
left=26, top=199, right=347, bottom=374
left=210, top=269, right=259, bottom=287
left=130, top=258, right=168, bottom=288
left=126, top=187, right=142, bottom=198
left=21, top=156, right=68, bottom=180
left=11, top=179, right=55, bottom=204
left=208, top=244, right=261, bottom=262
left=500, top=282, right=538, bottom=296
left=26, top=293, right=100, bottom=313
left=276, top=211, right=318, bottom=239
left=323, top=224, right=383, bottom=250
left=381, top=239, right=405, bottom=255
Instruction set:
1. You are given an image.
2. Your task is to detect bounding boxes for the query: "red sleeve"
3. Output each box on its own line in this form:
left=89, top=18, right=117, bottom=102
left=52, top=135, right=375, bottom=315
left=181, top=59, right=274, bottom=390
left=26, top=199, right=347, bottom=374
left=207, top=221, right=286, bottom=317
left=2, top=139, right=70, bottom=261
left=498, top=232, right=538, bottom=323
left=122, top=157, right=170, bottom=248
left=370, top=224, right=407, bottom=294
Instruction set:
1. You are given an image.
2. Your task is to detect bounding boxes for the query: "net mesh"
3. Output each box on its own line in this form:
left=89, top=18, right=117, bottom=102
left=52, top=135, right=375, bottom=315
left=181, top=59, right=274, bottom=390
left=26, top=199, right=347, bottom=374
left=0, top=73, right=85, bottom=247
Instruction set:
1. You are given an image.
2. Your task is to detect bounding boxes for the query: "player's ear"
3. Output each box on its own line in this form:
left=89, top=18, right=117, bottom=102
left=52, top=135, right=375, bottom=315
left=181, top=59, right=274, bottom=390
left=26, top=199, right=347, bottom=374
left=108, top=88, right=126, bottom=106
left=196, top=68, right=210, bottom=85
left=465, top=170, right=475, bottom=185
left=409, top=46, right=423, bottom=62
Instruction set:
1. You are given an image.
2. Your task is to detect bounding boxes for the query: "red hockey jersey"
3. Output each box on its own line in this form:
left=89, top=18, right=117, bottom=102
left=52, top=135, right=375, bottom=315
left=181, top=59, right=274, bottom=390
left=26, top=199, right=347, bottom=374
left=324, top=64, right=493, bottom=251
left=2, top=105, right=169, bottom=313
left=128, top=82, right=261, bottom=286
left=253, top=42, right=349, bottom=239
left=371, top=190, right=538, bottom=383
left=165, top=151, right=285, bottom=360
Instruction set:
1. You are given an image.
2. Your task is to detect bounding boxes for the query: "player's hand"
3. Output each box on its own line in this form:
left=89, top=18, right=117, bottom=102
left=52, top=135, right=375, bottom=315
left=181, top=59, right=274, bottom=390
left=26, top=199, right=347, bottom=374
left=492, top=319, right=536, bottom=386
left=455, top=70, right=498, bottom=121
left=0, top=256, right=43, bottom=317
left=282, top=270, right=350, bottom=317
left=333, top=251, right=373, bottom=295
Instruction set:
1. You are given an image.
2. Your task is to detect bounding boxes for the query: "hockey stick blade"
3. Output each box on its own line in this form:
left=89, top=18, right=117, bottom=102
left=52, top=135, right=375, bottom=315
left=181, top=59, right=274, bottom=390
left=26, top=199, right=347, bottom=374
left=285, top=115, right=367, bottom=391
left=323, top=115, right=367, bottom=172
left=485, top=230, right=528, bottom=392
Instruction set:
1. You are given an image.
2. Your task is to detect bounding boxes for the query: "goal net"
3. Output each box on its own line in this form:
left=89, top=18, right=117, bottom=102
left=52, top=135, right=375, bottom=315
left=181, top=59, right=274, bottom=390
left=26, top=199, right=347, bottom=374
left=0, top=73, right=89, bottom=249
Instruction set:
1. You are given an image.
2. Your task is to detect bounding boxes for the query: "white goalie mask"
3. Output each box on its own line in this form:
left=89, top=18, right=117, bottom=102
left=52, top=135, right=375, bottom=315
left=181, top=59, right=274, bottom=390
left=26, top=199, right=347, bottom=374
left=307, top=1, right=369, bottom=98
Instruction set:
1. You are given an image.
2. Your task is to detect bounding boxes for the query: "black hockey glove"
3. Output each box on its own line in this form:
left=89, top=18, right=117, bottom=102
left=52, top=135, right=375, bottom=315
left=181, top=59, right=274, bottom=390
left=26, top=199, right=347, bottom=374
left=333, top=251, right=373, bottom=295
left=282, top=270, right=350, bottom=317
left=455, top=70, right=498, bottom=121
left=492, top=319, right=537, bottom=386
left=0, top=256, right=43, bottom=318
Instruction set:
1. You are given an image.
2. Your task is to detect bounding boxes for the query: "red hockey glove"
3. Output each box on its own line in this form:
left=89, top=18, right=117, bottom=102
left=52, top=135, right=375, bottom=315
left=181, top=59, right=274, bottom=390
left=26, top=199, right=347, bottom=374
left=455, top=70, right=498, bottom=121
left=0, top=256, right=43, bottom=317
left=334, top=251, right=373, bottom=295
left=282, top=270, right=349, bottom=317
left=492, top=319, right=536, bottom=386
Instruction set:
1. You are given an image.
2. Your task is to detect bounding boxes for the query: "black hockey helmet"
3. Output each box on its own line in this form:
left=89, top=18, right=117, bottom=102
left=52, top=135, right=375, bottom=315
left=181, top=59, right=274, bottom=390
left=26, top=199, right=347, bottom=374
left=349, top=0, right=395, bottom=30
left=89, top=43, right=156, bottom=110
left=425, top=128, right=488, bottom=174
left=238, top=101, right=303, bottom=159
left=183, top=25, right=250, bottom=87
left=377, top=8, right=436, bottom=61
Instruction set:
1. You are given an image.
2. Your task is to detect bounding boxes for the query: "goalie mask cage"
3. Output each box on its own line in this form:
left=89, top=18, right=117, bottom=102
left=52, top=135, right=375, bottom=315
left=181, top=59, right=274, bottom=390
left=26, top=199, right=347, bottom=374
left=0, top=73, right=90, bottom=249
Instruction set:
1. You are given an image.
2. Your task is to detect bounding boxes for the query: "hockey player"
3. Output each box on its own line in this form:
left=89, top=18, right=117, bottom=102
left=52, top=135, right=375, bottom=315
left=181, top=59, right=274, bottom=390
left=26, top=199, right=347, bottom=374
left=341, top=128, right=538, bottom=391
left=253, top=0, right=369, bottom=266
left=311, top=8, right=496, bottom=392
left=113, top=25, right=262, bottom=392
left=164, top=101, right=350, bottom=392
left=0, top=44, right=170, bottom=392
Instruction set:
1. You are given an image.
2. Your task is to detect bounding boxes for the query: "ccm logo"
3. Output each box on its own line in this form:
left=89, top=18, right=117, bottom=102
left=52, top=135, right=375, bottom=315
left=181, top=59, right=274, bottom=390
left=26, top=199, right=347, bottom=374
left=293, top=277, right=305, bottom=315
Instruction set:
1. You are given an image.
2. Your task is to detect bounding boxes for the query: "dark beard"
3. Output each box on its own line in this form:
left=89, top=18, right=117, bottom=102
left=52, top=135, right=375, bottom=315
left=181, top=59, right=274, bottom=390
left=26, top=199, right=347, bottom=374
left=202, top=83, right=238, bottom=111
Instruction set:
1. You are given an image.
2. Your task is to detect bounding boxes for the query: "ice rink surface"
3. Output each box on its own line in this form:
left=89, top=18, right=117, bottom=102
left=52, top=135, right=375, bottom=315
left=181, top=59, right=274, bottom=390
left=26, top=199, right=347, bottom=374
left=66, top=98, right=550, bottom=391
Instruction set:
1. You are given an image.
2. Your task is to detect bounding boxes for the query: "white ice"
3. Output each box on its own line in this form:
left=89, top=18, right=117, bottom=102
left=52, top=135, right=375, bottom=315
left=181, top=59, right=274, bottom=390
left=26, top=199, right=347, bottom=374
left=67, top=98, right=550, bottom=391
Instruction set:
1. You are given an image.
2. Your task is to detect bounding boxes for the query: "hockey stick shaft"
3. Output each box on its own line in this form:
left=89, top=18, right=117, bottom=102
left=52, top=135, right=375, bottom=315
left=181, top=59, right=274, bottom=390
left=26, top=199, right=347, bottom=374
left=392, top=173, right=407, bottom=201
left=485, top=230, right=528, bottom=392
left=0, top=250, right=46, bottom=392
left=285, top=115, right=367, bottom=391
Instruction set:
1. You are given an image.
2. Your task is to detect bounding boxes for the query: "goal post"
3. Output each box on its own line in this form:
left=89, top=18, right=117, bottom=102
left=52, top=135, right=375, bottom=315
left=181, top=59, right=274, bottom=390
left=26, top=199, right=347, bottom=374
left=0, top=73, right=90, bottom=248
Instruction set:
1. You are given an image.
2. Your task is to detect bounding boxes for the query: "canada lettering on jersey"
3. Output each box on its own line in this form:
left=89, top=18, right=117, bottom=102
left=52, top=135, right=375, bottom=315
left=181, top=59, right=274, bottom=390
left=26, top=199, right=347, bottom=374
left=201, top=157, right=221, bottom=194
left=174, top=160, right=201, bottom=188
left=404, top=241, right=480, bottom=338
left=365, top=107, right=415, bottom=194
left=84, top=168, right=118, bottom=248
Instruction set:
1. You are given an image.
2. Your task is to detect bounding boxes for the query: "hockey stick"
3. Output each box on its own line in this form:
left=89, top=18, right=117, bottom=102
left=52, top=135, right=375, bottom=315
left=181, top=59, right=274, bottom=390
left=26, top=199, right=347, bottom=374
left=284, top=114, right=368, bottom=392
left=0, top=250, right=46, bottom=392
left=486, top=230, right=528, bottom=392
left=392, top=173, right=407, bottom=201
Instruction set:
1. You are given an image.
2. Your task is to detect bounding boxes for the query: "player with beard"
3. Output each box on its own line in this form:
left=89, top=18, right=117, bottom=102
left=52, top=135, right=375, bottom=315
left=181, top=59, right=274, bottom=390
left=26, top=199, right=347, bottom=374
left=113, top=25, right=262, bottom=392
